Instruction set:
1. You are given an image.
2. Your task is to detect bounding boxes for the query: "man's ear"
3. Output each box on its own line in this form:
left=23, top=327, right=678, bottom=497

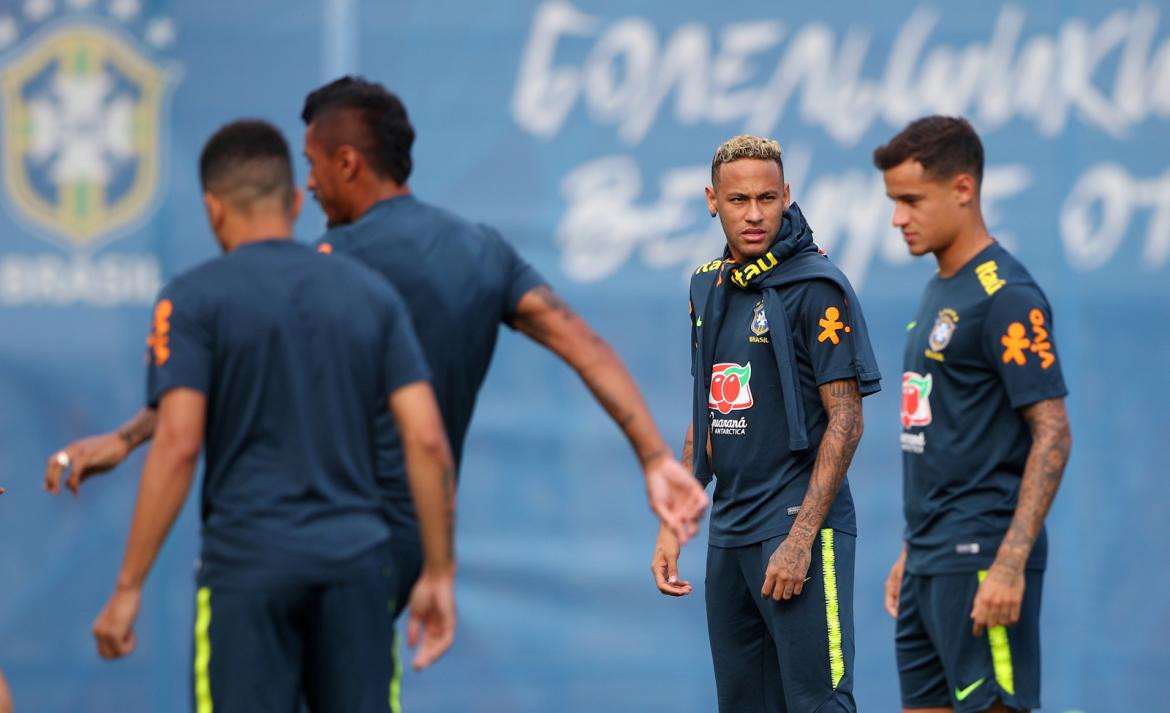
left=705, top=185, right=718, bottom=217
left=202, top=192, right=225, bottom=231
left=952, top=173, right=977, bottom=208
left=336, top=145, right=361, bottom=183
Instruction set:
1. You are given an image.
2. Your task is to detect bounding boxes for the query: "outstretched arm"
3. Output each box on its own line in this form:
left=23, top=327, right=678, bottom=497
left=45, top=407, right=158, bottom=495
left=971, top=397, right=1071, bottom=635
left=513, top=286, right=707, bottom=543
left=93, top=390, right=203, bottom=659
left=762, top=378, right=863, bottom=600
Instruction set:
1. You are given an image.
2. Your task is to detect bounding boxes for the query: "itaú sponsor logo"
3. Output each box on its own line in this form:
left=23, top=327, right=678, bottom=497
left=710, top=416, right=747, bottom=436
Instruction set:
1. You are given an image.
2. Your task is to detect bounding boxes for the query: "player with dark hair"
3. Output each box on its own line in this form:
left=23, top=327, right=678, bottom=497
left=88, top=119, right=458, bottom=712
left=292, top=75, right=701, bottom=612
left=874, top=116, right=1072, bottom=713
left=45, top=78, right=706, bottom=705
left=47, top=77, right=704, bottom=554
left=653, top=134, right=881, bottom=712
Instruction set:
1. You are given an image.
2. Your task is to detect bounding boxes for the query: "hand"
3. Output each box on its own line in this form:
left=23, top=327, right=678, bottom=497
left=643, top=454, right=708, bottom=546
left=761, top=535, right=812, bottom=601
left=93, top=586, right=142, bottom=659
left=45, top=433, right=132, bottom=496
left=970, top=561, right=1025, bottom=636
left=406, top=568, right=456, bottom=670
left=885, top=548, right=907, bottom=619
left=650, top=524, right=692, bottom=596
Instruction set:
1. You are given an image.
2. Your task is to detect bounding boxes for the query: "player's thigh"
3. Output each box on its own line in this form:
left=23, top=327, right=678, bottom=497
left=705, top=543, right=781, bottom=713
left=897, top=571, right=952, bottom=710
left=925, top=570, right=1043, bottom=713
left=756, top=529, right=857, bottom=713
left=303, top=560, right=398, bottom=713
left=193, top=585, right=307, bottom=713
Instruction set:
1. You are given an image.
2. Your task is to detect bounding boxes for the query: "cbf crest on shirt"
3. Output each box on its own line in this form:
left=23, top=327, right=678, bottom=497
left=900, top=242, right=1067, bottom=574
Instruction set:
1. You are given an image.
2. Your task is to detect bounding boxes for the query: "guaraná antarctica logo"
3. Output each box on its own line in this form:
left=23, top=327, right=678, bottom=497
left=0, top=0, right=179, bottom=306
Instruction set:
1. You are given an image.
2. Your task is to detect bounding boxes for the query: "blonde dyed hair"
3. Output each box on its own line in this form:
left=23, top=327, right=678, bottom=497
left=711, top=134, right=784, bottom=186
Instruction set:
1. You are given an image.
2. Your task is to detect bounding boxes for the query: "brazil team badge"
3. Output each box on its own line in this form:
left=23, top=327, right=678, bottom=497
left=3, top=23, right=171, bottom=246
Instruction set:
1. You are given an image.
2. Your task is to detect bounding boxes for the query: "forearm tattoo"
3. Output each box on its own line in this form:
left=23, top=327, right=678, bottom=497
left=789, top=379, right=863, bottom=545
left=117, top=408, right=158, bottom=447
left=997, top=398, right=1071, bottom=569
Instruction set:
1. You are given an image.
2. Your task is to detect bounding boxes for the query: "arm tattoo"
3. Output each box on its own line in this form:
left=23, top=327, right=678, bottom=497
left=117, top=408, right=158, bottom=448
left=512, top=286, right=577, bottom=343
left=996, top=398, right=1072, bottom=570
left=441, top=464, right=457, bottom=561
left=516, top=284, right=663, bottom=463
left=787, top=379, right=863, bottom=546
left=680, top=428, right=694, bottom=472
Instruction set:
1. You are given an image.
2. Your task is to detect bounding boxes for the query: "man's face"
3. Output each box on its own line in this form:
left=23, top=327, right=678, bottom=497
left=881, top=159, right=967, bottom=257
left=303, top=123, right=349, bottom=227
left=705, top=159, right=790, bottom=264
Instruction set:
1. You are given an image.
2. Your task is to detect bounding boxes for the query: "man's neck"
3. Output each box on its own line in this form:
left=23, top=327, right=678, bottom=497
left=935, top=224, right=993, bottom=278
left=351, top=181, right=411, bottom=221
left=222, top=218, right=294, bottom=252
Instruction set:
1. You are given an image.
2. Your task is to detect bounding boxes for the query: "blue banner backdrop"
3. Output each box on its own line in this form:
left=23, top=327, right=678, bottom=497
left=1, top=0, right=1167, bottom=710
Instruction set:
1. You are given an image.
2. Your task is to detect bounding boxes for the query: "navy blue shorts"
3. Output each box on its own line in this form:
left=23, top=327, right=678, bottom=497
left=191, top=560, right=397, bottom=713
left=896, top=569, right=1043, bottom=712
left=705, top=529, right=856, bottom=713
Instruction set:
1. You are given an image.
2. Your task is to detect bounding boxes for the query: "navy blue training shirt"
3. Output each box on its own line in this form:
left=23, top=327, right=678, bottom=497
left=901, top=241, right=1068, bottom=574
left=145, top=239, right=429, bottom=588
left=703, top=278, right=862, bottom=547
left=317, top=195, right=546, bottom=541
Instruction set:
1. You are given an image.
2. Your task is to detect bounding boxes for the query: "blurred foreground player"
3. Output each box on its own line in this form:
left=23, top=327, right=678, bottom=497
left=653, top=135, right=881, bottom=712
left=89, top=120, right=458, bottom=712
left=46, top=77, right=707, bottom=612
left=875, top=116, right=1072, bottom=713
left=300, top=76, right=705, bottom=611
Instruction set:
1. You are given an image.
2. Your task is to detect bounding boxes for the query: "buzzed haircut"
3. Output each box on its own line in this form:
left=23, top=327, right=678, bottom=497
left=711, top=134, right=784, bottom=186
left=300, top=76, right=415, bottom=184
left=199, top=119, right=295, bottom=210
left=873, top=116, right=985, bottom=188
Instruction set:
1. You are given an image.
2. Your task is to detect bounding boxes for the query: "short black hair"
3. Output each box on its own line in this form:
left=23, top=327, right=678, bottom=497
left=872, top=116, right=984, bottom=188
left=199, top=119, right=295, bottom=209
left=301, top=76, right=415, bottom=184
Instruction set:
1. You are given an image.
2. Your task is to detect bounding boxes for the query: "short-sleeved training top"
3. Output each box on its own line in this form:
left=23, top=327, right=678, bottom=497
left=146, top=239, right=429, bottom=587
left=317, top=196, right=546, bottom=541
left=704, top=278, right=866, bottom=547
left=900, top=241, right=1067, bottom=574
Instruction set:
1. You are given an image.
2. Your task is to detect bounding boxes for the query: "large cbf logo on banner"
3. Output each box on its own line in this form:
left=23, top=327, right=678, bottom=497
left=0, top=1, right=178, bottom=306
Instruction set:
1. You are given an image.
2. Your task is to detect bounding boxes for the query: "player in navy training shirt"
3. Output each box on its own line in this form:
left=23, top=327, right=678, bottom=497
left=875, top=117, right=1072, bottom=713
left=653, top=135, right=882, bottom=712
left=85, top=121, right=458, bottom=711
left=45, top=80, right=707, bottom=554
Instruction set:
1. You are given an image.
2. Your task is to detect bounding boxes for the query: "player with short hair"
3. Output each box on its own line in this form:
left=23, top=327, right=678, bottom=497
left=652, top=134, right=881, bottom=712
left=46, top=76, right=705, bottom=655
left=874, top=116, right=1072, bottom=713
left=88, top=119, right=458, bottom=712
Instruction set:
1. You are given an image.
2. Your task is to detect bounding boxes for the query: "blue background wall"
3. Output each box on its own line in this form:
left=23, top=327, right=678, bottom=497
left=1, top=1, right=1167, bottom=710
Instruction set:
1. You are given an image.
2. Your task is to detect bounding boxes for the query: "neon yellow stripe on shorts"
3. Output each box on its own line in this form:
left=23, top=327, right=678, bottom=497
left=977, top=570, right=1016, bottom=695
left=194, top=586, right=213, bottom=713
left=389, top=630, right=403, bottom=713
left=821, top=528, right=845, bottom=689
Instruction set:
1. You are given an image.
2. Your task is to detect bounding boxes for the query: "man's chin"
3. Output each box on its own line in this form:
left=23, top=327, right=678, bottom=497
left=733, top=244, right=771, bottom=262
